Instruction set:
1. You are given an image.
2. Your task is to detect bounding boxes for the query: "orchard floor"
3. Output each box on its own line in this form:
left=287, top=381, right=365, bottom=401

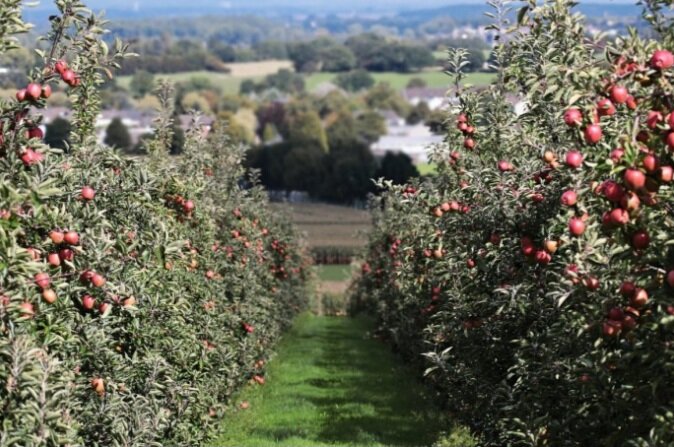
left=212, top=314, right=471, bottom=447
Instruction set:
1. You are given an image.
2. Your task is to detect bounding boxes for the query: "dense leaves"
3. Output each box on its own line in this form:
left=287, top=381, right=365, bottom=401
left=353, top=1, right=674, bottom=445
left=0, top=2, right=307, bottom=446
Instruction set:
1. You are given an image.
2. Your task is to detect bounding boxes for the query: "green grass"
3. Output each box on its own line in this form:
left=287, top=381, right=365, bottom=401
left=417, top=163, right=438, bottom=176
left=212, top=314, right=473, bottom=447
left=315, top=265, right=352, bottom=282
left=306, top=71, right=495, bottom=91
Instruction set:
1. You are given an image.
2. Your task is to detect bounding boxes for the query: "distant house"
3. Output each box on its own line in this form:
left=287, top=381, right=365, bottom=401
left=39, top=107, right=215, bottom=146
left=371, top=121, right=444, bottom=164
left=402, top=87, right=453, bottom=110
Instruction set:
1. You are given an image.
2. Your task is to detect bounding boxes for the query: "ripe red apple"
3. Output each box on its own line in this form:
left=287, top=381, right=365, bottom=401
left=183, top=200, right=195, bottom=213
left=564, top=108, right=582, bottom=127
left=54, top=60, right=67, bottom=74
left=601, top=180, right=625, bottom=202
left=58, top=248, right=74, bottom=262
left=27, top=127, right=44, bottom=139
left=632, top=230, right=650, bottom=250
left=584, top=124, right=602, bottom=144
left=123, top=296, right=136, bottom=307
left=25, top=83, right=42, bottom=101
left=64, top=231, right=79, bottom=245
left=464, top=138, right=475, bottom=150
left=535, top=250, right=551, bottom=265
left=620, top=192, right=640, bottom=211
left=630, top=288, right=649, bottom=307
left=642, top=154, right=659, bottom=173
left=568, top=217, right=586, bottom=237
left=650, top=49, right=674, bottom=70
left=620, top=281, right=636, bottom=297
left=609, top=85, right=628, bottom=104
left=602, top=321, right=620, bottom=337
left=19, top=302, right=34, bottom=317
left=80, top=186, right=96, bottom=201
left=466, top=258, right=476, bottom=269
left=647, top=111, right=663, bottom=129
left=609, top=208, right=629, bottom=225
left=34, top=272, right=50, bottom=290
left=49, top=230, right=65, bottom=244
left=47, top=253, right=61, bottom=267
left=91, top=274, right=106, bottom=288
left=26, top=247, right=40, bottom=261
left=669, top=112, right=674, bottom=129
left=610, top=148, right=624, bottom=162
left=82, top=295, right=96, bottom=310
left=206, top=270, right=215, bottom=279
left=597, top=98, right=616, bottom=116
left=98, top=302, right=110, bottom=314
left=91, top=377, right=105, bottom=395
left=624, top=168, right=646, bottom=190
left=41, top=84, right=52, bottom=99
left=561, top=190, right=577, bottom=206
left=42, top=289, right=57, bottom=304
left=584, top=276, right=600, bottom=290
left=626, top=95, right=637, bottom=110
left=498, top=160, right=513, bottom=172
left=658, top=166, right=673, bottom=182
left=565, top=150, right=584, bottom=168
left=61, top=69, right=75, bottom=84
left=15, top=89, right=27, bottom=102
left=608, top=307, right=624, bottom=321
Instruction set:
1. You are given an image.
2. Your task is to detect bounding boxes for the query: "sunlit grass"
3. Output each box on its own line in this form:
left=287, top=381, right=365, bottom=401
left=212, top=314, right=475, bottom=447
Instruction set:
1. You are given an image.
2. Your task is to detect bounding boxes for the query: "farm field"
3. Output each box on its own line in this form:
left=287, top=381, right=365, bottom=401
left=212, top=314, right=474, bottom=447
left=116, top=63, right=495, bottom=95
left=272, top=202, right=371, bottom=250
left=305, top=70, right=495, bottom=91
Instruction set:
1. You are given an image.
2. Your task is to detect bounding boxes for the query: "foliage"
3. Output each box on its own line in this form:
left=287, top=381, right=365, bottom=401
left=353, top=1, right=674, bottom=445
left=0, top=2, right=308, bottom=446
left=104, top=117, right=132, bottom=151
left=335, top=69, right=375, bottom=92
left=44, top=117, right=71, bottom=150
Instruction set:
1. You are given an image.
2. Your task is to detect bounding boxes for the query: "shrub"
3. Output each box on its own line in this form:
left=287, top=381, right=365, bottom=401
left=353, top=1, right=674, bottom=445
left=0, top=2, right=307, bottom=445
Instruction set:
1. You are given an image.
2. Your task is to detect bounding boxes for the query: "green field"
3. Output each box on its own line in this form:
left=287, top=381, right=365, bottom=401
left=116, top=64, right=495, bottom=96
left=314, top=264, right=352, bottom=282
left=306, top=70, right=495, bottom=91
left=212, top=314, right=474, bottom=446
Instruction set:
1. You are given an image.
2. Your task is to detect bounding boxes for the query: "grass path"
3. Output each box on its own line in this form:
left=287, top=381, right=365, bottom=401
left=212, top=314, right=472, bottom=447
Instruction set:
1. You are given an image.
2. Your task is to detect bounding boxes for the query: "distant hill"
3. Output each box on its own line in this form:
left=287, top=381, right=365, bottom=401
left=22, top=1, right=641, bottom=23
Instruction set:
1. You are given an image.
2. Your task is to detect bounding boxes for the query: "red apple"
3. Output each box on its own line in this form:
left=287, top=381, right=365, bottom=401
left=630, top=288, right=649, bottom=307
left=58, top=248, right=74, bottom=262
left=658, top=166, right=673, bottom=182
left=34, top=272, right=50, bottom=290
left=91, top=274, right=106, bottom=288
left=47, top=253, right=61, bottom=267
left=667, top=270, right=674, bottom=288
left=624, top=169, right=646, bottom=190
left=608, top=307, right=624, bottom=321
left=647, top=111, right=663, bottom=129
left=610, top=148, right=624, bottom=162
left=561, top=190, right=577, bottom=206
left=80, top=186, right=96, bottom=201
left=50, top=230, right=65, bottom=245
left=64, top=231, right=79, bottom=245
left=564, top=108, right=582, bottom=127
left=19, top=302, right=34, bottom=317
left=632, top=230, right=650, bottom=250
left=25, top=83, right=42, bottom=101
left=498, top=160, right=513, bottom=172
left=82, top=295, right=95, bottom=310
left=42, top=289, right=57, bottom=304
left=568, top=217, right=586, bottom=236
left=650, top=50, right=674, bottom=70
left=597, top=98, right=615, bottom=116
left=626, top=95, right=637, bottom=110
left=54, top=60, right=67, bottom=74
left=602, top=180, right=625, bottom=202
left=620, top=281, right=636, bottom=297
left=609, top=85, right=628, bottom=104
left=464, top=138, right=475, bottom=150
left=609, top=208, right=629, bottom=225
left=565, top=150, right=584, bottom=168
left=584, top=276, right=600, bottom=290
left=642, top=154, right=659, bottom=173
left=584, top=124, right=602, bottom=144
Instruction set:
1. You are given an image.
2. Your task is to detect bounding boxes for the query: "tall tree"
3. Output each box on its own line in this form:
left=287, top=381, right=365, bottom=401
left=104, top=118, right=132, bottom=152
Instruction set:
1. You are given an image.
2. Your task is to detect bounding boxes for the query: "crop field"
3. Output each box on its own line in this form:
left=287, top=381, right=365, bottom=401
left=272, top=202, right=371, bottom=250
left=305, top=70, right=496, bottom=91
